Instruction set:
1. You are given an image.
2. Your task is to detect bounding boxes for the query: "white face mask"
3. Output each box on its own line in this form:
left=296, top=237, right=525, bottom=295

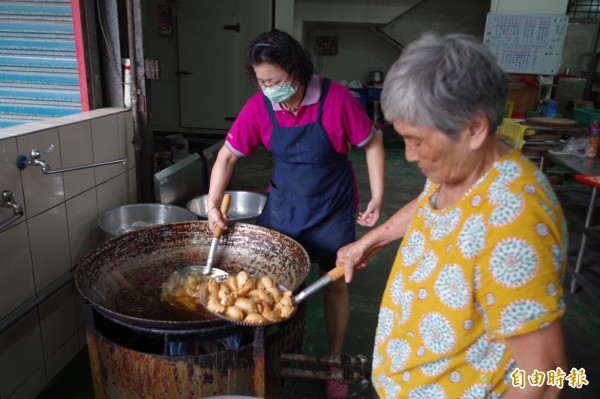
left=261, top=81, right=296, bottom=103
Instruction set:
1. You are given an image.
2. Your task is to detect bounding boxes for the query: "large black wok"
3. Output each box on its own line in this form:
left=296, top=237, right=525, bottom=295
left=75, top=221, right=311, bottom=330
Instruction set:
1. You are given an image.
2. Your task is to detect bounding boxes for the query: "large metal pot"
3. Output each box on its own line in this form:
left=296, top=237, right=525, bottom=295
left=75, top=221, right=310, bottom=329
left=187, top=191, right=267, bottom=224
left=98, top=203, right=197, bottom=240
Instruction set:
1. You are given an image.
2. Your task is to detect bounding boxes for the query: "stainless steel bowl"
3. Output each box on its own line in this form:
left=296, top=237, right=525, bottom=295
left=98, top=203, right=197, bottom=240
left=187, top=191, right=267, bottom=224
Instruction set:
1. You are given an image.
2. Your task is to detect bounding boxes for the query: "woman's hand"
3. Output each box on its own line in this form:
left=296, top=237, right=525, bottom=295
left=357, top=198, right=381, bottom=227
left=206, top=146, right=239, bottom=233
left=336, top=241, right=372, bottom=283
left=207, top=206, right=228, bottom=233
left=363, top=128, right=385, bottom=227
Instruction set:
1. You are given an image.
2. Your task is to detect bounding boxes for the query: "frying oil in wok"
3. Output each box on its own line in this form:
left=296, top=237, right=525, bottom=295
left=112, top=272, right=216, bottom=322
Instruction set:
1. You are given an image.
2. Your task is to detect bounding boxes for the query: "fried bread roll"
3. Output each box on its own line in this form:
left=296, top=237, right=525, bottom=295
left=245, top=312, right=267, bottom=324
left=258, top=276, right=275, bottom=290
left=266, top=286, right=282, bottom=302
left=237, top=279, right=257, bottom=297
left=262, top=308, right=281, bottom=322
left=207, top=296, right=226, bottom=313
left=225, top=306, right=244, bottom=321
left=225, top=276, right=239, bottom=291
left=234, top=297, right=257, bottom=315
left=218, top=284, right=231, bottom=298
left=236, top=271, right=249, bottom=287
left=220, top=293, right=236, bottom=307
left=208, top=278, right=220, bottom=295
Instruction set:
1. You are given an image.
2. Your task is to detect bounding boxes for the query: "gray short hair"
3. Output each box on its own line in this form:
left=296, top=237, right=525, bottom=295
left=381, top=32, right=507, bottom=139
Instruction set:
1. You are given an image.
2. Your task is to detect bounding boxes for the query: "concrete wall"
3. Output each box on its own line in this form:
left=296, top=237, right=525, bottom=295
left=306, top=27, right=401, bottom=84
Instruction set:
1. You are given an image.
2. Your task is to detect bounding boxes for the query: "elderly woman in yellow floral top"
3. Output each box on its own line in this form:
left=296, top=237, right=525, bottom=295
left=337, top=32, right=568, bottom=399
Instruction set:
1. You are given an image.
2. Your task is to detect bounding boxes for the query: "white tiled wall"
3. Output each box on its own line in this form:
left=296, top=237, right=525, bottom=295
left=0, top=108, right=136, bottom=399
left=59, top=121, right=95, bottom=200
left=0, top=223, right=35, bottom=318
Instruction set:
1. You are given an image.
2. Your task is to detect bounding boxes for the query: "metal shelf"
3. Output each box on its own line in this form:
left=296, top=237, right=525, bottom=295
left=584, top=225, right=600, bottom=242
left=569, top=265, right=600, bottom=306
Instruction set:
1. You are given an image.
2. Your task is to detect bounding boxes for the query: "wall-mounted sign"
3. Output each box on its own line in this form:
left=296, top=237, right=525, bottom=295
left=484, top=13, right=569, bottom=75
left=158, top=5, right=172, bottom=36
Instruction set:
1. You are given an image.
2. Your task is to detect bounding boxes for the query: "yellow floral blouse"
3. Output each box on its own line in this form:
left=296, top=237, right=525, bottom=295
left=372, top=149, right=567, bottom=398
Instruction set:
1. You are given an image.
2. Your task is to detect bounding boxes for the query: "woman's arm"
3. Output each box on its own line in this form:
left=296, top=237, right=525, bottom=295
left=207, top=145, right=239, bottom=231
left=502, top=320, right=568, bottom=399
left=338, top=197, right=419, bottom=282
left=357, top=129, right=385, bottom=227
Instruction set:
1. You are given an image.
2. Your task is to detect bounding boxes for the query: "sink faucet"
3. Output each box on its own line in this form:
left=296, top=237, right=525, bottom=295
left=0, top=190, right=23, bottom=214
left=0, top=190, right=24, bottom=232
left=16, top=146, right=52, bottom=172
left=16, top=145, right=127, bottom=174
left=26, top=148, right=51, bottom=172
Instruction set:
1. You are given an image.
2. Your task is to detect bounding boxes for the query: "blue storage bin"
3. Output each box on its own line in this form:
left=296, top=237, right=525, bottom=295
left=366, top=86, right=382, bottom=101
left=349, top=87, right=366, bottom=107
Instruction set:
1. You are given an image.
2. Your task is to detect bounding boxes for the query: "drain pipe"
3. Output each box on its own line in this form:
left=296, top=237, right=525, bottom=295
left=126, top=0, right=143, bottom=202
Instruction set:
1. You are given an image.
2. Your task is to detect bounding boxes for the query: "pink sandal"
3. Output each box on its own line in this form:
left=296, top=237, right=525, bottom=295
left=325, top=368, right=349, bottom=398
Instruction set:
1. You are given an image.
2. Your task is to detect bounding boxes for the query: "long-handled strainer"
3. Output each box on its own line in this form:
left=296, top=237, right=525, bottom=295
left=199, top=247, right=383, bottom=327
left=202, top=193, right=232, bottom=276
left=161, top=194, right=231, bottom=309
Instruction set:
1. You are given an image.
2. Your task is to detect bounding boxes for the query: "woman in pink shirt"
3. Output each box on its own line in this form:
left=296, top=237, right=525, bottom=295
left=207, top=29, right=384, bottom=398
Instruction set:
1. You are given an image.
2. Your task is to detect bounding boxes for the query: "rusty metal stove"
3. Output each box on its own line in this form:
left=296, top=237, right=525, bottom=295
left=83, top=300, right=307, bottom=398
left=76, top=221, right=369, bottom=398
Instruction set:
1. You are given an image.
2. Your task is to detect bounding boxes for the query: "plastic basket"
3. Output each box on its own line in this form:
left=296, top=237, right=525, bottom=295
left=573, top=108, right=600, bottom=127
left=499, top=118, right=535, bottom=148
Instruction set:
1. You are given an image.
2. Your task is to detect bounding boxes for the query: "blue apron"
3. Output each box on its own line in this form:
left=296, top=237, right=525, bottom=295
left=256, top=78, right=356, bottom=267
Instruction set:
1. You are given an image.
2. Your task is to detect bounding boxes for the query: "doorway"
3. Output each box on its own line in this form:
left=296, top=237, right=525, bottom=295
left=178, top=13, right=239, bottom=130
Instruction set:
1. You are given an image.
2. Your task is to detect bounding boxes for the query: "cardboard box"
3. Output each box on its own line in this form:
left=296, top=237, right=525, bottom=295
left=507, top=73, right=540, bottom=116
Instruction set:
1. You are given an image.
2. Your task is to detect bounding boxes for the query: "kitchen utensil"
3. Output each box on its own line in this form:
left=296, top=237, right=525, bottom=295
left=202, top=247, right=383, bottom=327
left=204, top=193, right=231, bottom=275
left=161, top=194, right=232, bottom=307
left=75, top=221, right=311, bottom=329
left=176, top=194, right=231, bottom=276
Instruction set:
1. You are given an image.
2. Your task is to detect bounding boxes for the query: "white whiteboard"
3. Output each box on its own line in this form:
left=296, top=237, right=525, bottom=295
left=483, top=13, right=569, bottom=75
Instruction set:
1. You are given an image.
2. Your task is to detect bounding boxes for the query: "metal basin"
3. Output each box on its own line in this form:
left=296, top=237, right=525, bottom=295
left=187, top=191, right=267, bottom=224
left=98, top=203, right=197, bottom=240
left=75, top=221, right=310, bottom=329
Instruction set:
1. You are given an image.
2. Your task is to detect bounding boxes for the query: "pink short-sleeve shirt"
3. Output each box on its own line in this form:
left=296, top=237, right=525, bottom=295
left=225, top=75, right=373, bottom=157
